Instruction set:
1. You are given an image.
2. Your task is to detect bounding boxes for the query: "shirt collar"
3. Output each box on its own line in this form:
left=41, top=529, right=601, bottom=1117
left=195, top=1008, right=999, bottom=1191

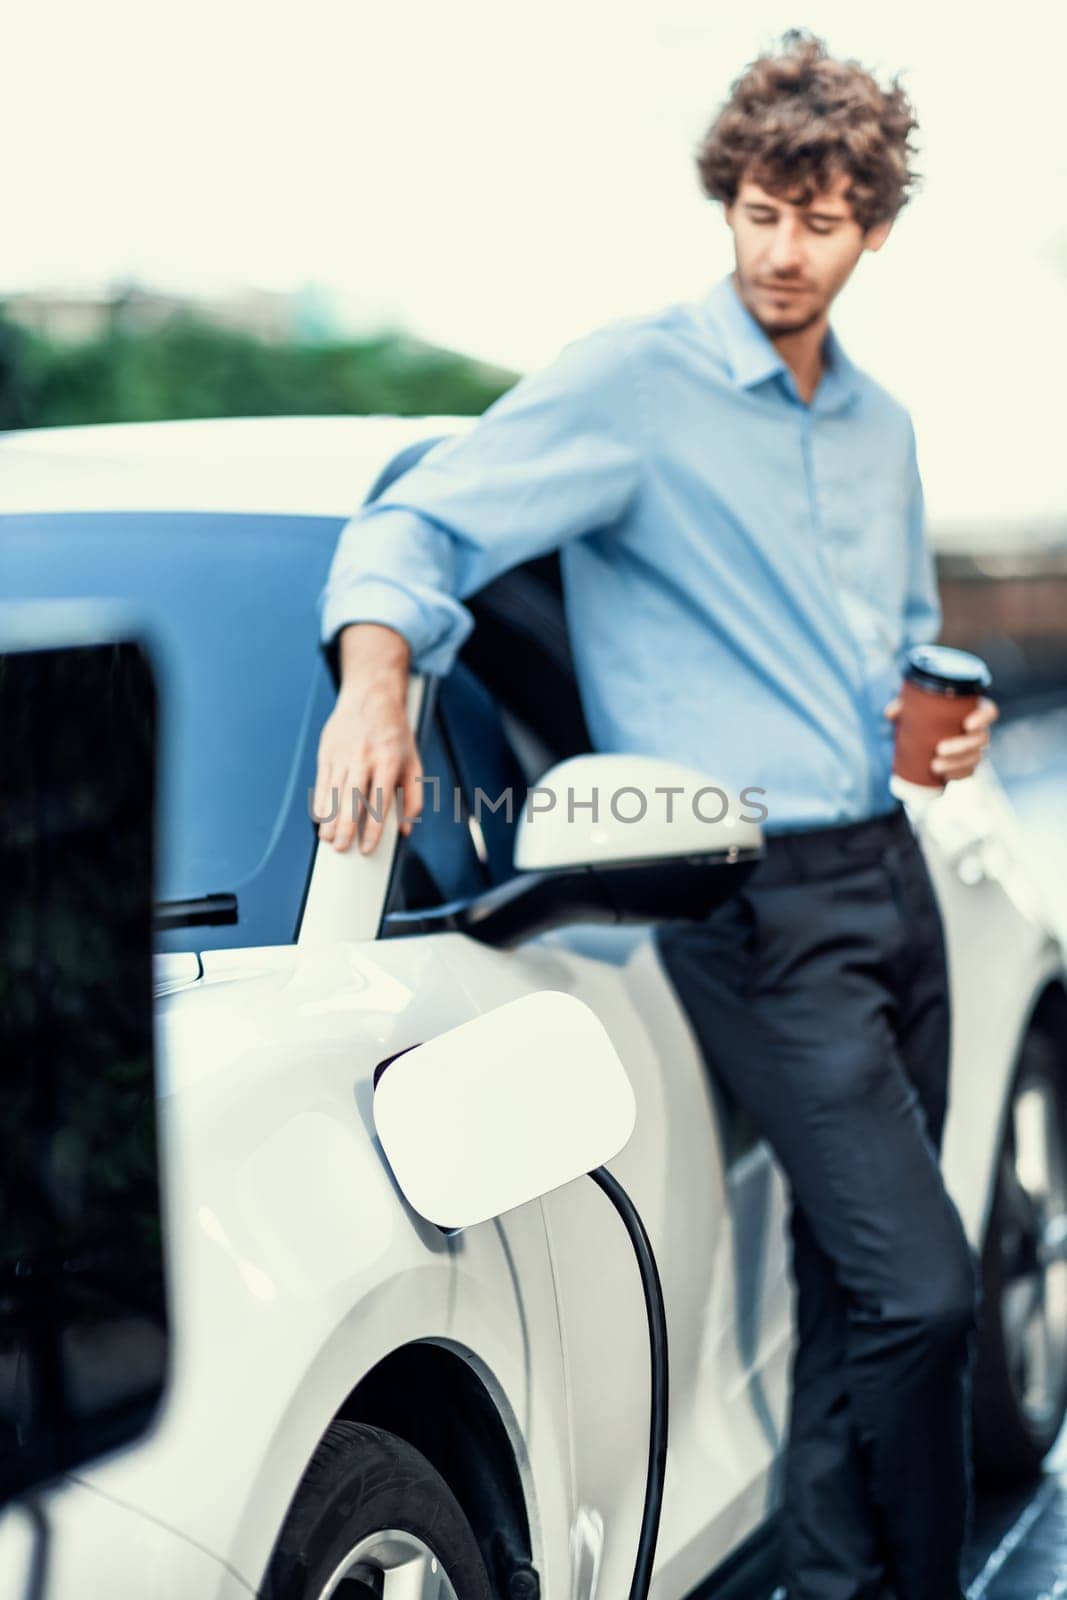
left=698, top=272, right=859, bottom=414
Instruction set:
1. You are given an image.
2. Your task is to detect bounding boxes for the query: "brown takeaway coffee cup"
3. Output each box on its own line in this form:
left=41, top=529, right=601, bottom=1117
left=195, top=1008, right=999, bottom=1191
left=893, top=644, right=993, bottom=788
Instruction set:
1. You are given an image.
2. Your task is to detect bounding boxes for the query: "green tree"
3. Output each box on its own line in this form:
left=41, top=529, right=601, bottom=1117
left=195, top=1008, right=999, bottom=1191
left=0, top=309, right=41, bottom=428
left=0, top=308, right=516, bottom=429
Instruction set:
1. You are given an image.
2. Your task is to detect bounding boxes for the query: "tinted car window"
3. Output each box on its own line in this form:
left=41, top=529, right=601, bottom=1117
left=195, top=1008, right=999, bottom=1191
left=383, top=705, right=489, bottom=915
left=0, top=511, right=343, bottom=953
left=435, top=666, right=530, bottom=887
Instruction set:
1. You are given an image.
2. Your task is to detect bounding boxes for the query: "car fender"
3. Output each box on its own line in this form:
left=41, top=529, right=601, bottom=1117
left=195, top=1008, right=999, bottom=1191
left=72, top=935, right=573, bottom=1596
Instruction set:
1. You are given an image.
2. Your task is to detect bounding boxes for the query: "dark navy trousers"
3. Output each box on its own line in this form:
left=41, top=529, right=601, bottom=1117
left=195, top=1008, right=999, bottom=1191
left=654, top=800, right=982, bottom=1600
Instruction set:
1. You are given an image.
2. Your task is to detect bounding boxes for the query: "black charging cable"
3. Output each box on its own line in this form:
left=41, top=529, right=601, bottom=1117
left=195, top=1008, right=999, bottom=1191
left=22, top=1497, right=49, bottom=1600
left=588, top=1165, right=669, bottom=1600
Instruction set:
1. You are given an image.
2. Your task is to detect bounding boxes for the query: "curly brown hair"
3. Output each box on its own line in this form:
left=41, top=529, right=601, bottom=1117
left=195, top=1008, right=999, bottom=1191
left=694, top=28, right=922, bottom=232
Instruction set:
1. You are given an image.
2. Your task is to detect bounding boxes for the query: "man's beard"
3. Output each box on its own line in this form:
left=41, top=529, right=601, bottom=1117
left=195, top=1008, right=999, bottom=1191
left=735, top=270, right=826, bottom=338
left=755, top=302, right=824, bottom=338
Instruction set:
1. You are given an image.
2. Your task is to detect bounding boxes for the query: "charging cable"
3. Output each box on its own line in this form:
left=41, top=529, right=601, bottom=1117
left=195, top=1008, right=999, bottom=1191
left=587, top=1166, right=669, bottom=1600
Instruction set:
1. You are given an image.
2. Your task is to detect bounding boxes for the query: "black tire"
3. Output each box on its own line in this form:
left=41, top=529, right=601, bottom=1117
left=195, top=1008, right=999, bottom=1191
left=263, top=1421, right=494, bottom=1600
left=971, top=1032, right=1067, bottom=1484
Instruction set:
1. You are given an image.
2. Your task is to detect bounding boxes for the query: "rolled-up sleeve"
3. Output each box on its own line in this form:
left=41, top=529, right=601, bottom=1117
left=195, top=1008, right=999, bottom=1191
left=898, top=416, right=942, bottom=668
left=318, top=325, right=644, bottom=680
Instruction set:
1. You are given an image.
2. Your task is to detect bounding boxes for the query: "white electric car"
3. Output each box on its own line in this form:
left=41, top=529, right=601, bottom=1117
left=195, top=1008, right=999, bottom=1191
left=1, top=415, right=1066, bottom=1600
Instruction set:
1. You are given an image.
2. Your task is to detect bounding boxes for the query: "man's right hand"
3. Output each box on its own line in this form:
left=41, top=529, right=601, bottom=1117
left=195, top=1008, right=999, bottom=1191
left=314, top=624, right=424, bottom=855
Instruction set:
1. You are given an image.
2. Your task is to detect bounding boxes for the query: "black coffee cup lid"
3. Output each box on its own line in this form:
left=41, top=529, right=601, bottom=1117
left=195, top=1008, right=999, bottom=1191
left=905, top=644, right=992, bottom=695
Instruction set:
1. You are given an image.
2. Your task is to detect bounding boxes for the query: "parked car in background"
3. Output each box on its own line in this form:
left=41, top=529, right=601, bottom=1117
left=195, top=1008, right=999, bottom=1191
left=1, top=416, right=1065, bottom=1600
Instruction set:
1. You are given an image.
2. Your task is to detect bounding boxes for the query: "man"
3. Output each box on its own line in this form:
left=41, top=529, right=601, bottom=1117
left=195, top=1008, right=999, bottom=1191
left=315, top=29, right=997, bottom=1600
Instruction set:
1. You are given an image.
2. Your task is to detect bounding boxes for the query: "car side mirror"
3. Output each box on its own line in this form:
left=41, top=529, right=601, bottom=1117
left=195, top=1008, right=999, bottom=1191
left=373, top=992, right=636, bottom=1231
left=381, top=752, right=766, bottom=948
left=0, top=603, right=169, bottom=1512
left=514, top=751, right=764, bottom=871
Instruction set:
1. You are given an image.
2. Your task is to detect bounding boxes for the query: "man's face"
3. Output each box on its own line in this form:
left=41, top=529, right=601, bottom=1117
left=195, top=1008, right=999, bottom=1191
left=724, top=169, right=891, bottom=335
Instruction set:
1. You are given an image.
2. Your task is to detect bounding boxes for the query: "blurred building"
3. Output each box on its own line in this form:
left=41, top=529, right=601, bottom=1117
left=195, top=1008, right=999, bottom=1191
left=0, top=282, right=516, bottom=386
left=3, top=282, right=313, bottom=345
left=935, top=538, right=1067, bottom=705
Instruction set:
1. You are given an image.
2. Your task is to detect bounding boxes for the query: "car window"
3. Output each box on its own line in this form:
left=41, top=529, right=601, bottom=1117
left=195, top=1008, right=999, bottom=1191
left=0, top=510, right=344, bottom=953
left=383, top=700, right=489, bottom=915
left=434, top=666, right=532, bottom=889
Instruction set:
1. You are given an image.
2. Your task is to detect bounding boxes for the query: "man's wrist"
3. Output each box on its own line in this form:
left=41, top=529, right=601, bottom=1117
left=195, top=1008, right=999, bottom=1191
left=336, top=622, right=412, bottom=699
left=338, top=620, right=411, bottom=665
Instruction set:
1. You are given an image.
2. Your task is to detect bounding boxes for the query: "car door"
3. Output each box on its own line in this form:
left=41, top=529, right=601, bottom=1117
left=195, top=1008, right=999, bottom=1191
left=405, top=657, right=794, bottom=1599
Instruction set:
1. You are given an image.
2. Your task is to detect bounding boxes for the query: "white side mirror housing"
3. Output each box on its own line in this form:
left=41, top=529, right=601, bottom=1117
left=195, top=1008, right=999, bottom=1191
left=373, top=991, right=636, bottom=1231
left=515, top=752, right=764, bottom=872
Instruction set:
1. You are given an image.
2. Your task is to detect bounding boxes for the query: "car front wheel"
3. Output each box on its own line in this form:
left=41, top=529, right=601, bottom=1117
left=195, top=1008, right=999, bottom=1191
left=264, top=1421, right=494, bottom=1600
left=972, top=1031, right=1067, bottom=1483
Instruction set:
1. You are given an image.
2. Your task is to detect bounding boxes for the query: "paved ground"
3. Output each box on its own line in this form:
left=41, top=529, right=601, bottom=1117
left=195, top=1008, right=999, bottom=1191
left=756, top=1421, right=1067, bottom=1599
left=961, top=1423, right=1067, bottom=1599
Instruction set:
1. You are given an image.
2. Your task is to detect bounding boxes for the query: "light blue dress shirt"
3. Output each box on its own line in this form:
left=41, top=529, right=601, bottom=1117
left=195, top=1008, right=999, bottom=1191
left=318, top=271, right=941, bottom=835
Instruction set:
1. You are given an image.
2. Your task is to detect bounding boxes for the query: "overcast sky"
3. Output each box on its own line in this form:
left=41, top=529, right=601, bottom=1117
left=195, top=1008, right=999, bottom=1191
left=4, top=1, right=1065, bottom=527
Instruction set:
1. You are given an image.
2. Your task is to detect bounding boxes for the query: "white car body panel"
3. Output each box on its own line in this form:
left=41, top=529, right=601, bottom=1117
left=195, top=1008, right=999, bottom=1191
left=1, top=415, right=1062, bottom=1600
left=0, top=415, right=474, bottom=518
left=0, top=1477, right=236, bottom=1597
left=916, top=766, right=1066, bottom=1245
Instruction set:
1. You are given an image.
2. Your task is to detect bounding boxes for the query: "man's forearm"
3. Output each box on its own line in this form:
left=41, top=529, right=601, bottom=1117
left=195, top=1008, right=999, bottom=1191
left=336, top=622, right=412, bottom=705
left=317, top=622, right=423, bottom=855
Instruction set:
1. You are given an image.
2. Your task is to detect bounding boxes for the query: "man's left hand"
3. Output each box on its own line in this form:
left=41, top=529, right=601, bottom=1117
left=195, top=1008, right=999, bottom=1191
left=882, top=694, right=999, bottom=781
